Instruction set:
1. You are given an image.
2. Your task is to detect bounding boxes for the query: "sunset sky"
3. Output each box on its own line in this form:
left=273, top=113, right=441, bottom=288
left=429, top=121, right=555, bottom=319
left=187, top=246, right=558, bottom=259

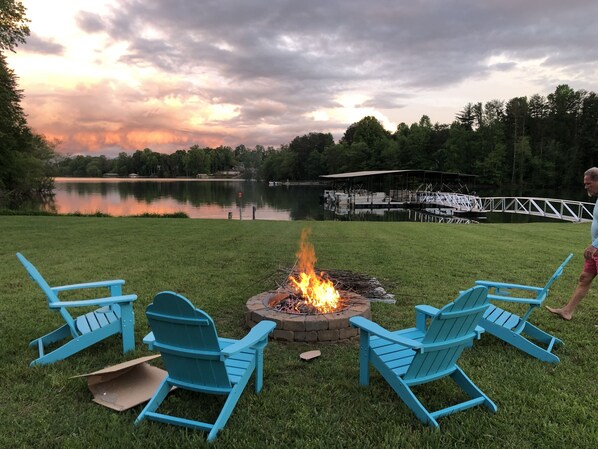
left=7, top=0, right=598, bottom=156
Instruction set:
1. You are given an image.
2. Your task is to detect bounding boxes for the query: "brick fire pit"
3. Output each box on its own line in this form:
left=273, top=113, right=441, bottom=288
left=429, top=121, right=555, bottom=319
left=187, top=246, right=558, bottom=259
left=245, top=290, right=371, bottom=342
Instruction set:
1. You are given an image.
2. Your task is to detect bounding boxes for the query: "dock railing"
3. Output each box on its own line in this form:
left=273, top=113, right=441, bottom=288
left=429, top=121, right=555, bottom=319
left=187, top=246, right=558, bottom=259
left=409, top=191, right=484, bottom=213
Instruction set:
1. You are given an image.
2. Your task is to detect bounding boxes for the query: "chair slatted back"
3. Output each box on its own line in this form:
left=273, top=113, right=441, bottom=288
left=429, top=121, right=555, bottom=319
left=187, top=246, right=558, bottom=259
left=16, top=253, right=77, bottom=333
left=404, top=286, right=489, bottom=382
left=146, top=291, right=231, bottom=391
left=538, top=253, right=573, bottom=300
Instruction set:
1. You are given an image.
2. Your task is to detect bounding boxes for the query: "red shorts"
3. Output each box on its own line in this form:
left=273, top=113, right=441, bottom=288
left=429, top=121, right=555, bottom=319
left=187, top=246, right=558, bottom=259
left=583, top=252, right=598, bottom=274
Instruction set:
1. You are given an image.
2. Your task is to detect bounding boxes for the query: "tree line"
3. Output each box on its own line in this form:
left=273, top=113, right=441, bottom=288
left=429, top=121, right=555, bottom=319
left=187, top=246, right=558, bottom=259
left=52, top=83, right=598, bottom=194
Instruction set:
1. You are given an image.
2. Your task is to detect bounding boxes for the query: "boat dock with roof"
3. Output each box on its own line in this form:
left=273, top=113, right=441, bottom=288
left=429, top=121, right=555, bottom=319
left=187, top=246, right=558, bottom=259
left=320, top=170, right=484, bottom=218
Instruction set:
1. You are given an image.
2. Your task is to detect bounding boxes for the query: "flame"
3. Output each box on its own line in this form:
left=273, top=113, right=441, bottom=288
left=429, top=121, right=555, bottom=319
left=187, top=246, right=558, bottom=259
left=289, top=228, right=341, bottom=313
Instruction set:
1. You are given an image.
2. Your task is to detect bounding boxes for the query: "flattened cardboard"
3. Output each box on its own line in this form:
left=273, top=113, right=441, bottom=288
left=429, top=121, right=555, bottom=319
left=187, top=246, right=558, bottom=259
left=72, top=354, right=167, bottom=411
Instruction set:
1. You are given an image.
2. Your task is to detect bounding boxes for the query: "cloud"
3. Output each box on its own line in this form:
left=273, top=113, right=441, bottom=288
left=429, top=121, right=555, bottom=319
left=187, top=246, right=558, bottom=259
left=17, top=0, right=598, bottom=155
left=75, top=11, right=107, bottom=33
left=21, top=33, right=65, bottom=55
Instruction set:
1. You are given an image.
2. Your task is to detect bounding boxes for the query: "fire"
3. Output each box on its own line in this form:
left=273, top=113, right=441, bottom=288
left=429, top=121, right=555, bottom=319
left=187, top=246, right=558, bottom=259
left=289, top=228, right=341, bottom=313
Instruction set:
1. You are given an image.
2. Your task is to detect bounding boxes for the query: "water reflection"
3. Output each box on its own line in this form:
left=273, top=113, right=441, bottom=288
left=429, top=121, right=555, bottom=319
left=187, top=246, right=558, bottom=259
left=50, top=178, right=328, bottom=220
left=42, top=178, right=581, bottom=222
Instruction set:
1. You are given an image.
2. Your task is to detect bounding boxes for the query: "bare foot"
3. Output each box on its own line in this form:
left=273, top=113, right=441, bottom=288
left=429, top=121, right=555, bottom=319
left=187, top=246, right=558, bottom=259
left=545, top=306, right=572, bottom=321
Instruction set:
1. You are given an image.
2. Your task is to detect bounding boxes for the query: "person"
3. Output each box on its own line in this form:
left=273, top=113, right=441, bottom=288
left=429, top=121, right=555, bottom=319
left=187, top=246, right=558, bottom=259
left=546, top=167, right=598, bottom=320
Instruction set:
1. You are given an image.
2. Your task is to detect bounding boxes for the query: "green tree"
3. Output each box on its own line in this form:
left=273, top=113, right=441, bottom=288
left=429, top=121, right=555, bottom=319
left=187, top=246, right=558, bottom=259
left=579, top=93, right=598, bottom=169
left=456, top=103, right=476, bottom=131
left=1, top=2, right=56, bottom=205
left=351, top=116, right=391, bottom=148
left=85, top=159, right=102, bottom=177
left=188, top=146, right=210, bottom=175
left=474, top=100, right=507, bottom=185
left=546, top=85, right=584, bottom=186
left=0, top=0, right=29, bottom=52
left=288, top=132, right=333, bottom=180
left=113, top=152, right=131, bottom=176
left=505, top=97, right=529, bottom=187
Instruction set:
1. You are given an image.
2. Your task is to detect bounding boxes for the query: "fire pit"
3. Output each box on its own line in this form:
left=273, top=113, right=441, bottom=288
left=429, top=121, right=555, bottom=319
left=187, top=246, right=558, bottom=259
left=245, top=289, right=370, bottom=342
left=245, top=228, right=371, bottom=342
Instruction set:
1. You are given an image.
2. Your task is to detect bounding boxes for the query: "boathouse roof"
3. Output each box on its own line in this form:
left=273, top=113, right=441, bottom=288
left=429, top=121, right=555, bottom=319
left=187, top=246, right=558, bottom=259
left=320, top=170, right=476, bottom=180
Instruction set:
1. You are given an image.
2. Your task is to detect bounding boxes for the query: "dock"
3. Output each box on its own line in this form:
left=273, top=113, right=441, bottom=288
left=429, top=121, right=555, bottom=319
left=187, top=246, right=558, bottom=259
left=320, top=170, right=484, bottom=219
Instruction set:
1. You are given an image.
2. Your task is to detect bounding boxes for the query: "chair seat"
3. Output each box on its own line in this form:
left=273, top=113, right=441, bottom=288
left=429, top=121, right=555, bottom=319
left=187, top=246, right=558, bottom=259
left=76, top=305, right=122, bottom=335
left=219, top=338, right=257, bottom=385
left=482, top=304, right=521, bottom=332
left=370, top=328, right=424, bottom=375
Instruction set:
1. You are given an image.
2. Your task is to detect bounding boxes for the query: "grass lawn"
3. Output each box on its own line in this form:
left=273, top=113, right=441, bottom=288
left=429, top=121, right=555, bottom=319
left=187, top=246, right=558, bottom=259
left=1, top=216, right=597, bottom=448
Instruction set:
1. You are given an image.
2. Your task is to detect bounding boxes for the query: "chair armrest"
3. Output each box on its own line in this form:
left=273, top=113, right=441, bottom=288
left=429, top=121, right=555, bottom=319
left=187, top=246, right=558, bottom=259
left=475, top=280, right=543, bottom=293
left=52, top=279, right=126, bottom=293
left=143, top=332, right=155, bottom=350
left=486, top=293, right=543, bottom=305
left=415, top=305, right=440, bottom=331
left=350, top=316, right=423, bottom=350
left=415, top=304, right=440, bottom=318
left=48, top=294, right=137, bottom=308
left=220, top=320, right=276, bottom=359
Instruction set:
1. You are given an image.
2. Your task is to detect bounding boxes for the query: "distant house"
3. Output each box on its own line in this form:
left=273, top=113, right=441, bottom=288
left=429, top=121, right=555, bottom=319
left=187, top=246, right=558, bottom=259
left=218, top=170, right=241, bottom=178
left=128, top=173, right=139, bottom=178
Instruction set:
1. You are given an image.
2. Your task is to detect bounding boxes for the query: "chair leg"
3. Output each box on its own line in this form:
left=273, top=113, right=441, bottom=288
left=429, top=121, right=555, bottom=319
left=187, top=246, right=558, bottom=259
left=508, top=332, right=560, bottom=363
left=135, top=378, right=172, bottom=425
left=521, top=321, right=563, bottom=347
left=31, top=322, right=120, bottom=366
left=451, top=366, right=497, bottom=413
left=482, top=320, right=561, bottom=363
left=390, top=378, right=439, bottom=428
left=208, top=366, right=254, bottom=442
left=119, top=303, right=135, bottom=353
left=358, top=331, right=371, bottom=386
left=254, top=348, right=264, bottom=393
left=29, top=324, right=72, bottom=349
left=372, top=359, right=439, bottom=427
left=30, top=335, right=90, bottom=366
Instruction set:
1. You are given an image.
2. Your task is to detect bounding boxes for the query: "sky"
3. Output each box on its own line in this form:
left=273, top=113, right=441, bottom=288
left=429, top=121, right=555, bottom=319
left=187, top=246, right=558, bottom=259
left=6, top=0, right=598, bottom=157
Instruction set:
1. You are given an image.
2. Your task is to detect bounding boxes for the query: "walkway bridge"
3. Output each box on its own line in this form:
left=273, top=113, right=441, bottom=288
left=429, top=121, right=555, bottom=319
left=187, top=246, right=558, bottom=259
left=480, top=197, right=594, bottom=223
left=415, top=193, right=594, bottom=222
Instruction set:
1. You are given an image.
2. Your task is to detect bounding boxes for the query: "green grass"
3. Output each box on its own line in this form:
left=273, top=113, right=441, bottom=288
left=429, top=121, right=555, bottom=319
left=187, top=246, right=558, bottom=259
left=1, top=216, right=597, bottom=448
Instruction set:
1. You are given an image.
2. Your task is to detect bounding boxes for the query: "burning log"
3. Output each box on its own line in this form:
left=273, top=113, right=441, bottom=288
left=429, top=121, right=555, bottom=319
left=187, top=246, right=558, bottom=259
left=277, top=267, right=396, bottom=304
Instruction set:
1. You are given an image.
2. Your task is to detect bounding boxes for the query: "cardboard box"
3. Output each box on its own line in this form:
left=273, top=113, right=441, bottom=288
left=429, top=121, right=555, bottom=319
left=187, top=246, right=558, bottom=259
left=72, top=354, right=167, bottom=411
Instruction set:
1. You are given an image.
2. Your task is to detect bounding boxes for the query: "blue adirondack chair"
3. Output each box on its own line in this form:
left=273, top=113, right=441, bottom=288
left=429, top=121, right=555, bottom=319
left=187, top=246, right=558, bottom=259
left=475, top=253, right=572, bottom=363
left=135, top=291, right=276, bottom=442
left=16, top=252, right=136, bottom=366
left=349, top=285, right=495, bottom=428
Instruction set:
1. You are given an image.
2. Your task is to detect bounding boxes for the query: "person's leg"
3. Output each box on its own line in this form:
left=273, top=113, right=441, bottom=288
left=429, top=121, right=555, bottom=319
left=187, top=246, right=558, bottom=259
left=547, top=259, right=596, bottom=320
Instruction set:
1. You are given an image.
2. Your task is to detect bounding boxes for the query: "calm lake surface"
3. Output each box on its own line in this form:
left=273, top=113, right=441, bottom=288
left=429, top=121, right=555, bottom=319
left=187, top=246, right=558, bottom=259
left=43, top=178, right=585, bottom=222
left=48, top=178, right=328, bottom=221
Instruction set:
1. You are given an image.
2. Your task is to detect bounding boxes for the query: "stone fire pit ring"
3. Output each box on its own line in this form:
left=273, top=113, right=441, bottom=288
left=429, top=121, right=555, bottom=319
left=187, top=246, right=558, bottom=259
left=245, top=290, right=371, bottom=342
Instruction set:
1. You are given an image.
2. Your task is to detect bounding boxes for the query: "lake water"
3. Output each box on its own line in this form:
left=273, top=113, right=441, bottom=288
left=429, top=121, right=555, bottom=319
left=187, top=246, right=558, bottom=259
left=47, top=178, right=329, bottom=220
left=42, top=178, right=585, bottom=222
